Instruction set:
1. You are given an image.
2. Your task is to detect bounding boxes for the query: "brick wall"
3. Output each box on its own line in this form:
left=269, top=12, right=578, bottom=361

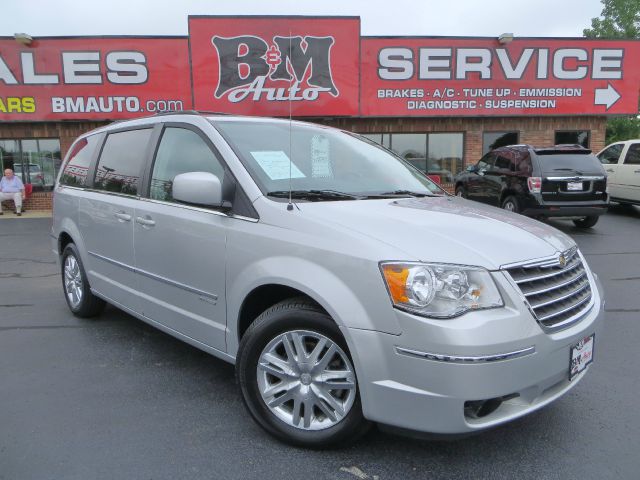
left=0, top=116, right=607, bottom=210
left=1, top=191, right=52, bottom=212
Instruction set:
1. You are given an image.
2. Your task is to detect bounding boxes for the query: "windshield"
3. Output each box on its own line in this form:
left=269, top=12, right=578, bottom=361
left=212, top=120, right=444, bottom=198
left=536, top=154, right=604, bottom=175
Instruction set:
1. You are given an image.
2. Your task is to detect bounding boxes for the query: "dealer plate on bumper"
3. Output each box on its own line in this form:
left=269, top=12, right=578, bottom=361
left=570, top=334, right=594, bottom=380
left=567, top=181, right=584, bottom=191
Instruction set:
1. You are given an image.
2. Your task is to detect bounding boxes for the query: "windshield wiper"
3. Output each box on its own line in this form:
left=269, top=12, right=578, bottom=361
left=266, top=189, right=362, bottom=201
left=374, top=190, right=441, bottom=197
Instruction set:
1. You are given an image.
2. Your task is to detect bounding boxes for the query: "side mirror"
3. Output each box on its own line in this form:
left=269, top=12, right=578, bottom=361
left=172, top=172, right=230, bottom=208
left=466, top=165, right=477, bottom=172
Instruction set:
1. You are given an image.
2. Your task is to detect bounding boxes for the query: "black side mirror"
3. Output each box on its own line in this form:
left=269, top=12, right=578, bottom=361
left=466, top=165, right=477, bottom=173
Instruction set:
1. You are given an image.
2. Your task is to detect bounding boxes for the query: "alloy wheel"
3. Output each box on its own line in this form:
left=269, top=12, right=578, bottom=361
left=64, top=254, right=83, bottom=308
left=256, top=330, right=356, bottom=431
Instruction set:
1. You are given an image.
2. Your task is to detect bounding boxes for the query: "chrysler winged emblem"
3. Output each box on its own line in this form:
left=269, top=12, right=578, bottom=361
left=558, top=253, right=567, bottom=267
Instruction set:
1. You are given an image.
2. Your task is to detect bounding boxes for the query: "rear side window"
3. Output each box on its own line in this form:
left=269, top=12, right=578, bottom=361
left=59, top=135, right=100, bottom=186
left=623, top=144, right=640, bottom=165
left=94, top=129, right=152, bottom=195
left=150, top=127, right=225, bottom=202
left=492, top=151, right=514, bottom=173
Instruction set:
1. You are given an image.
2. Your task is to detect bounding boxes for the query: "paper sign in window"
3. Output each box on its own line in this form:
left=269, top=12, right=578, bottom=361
left=250, top=151, right=306, bottom=180
left=311, top=135, right=332, bottom=178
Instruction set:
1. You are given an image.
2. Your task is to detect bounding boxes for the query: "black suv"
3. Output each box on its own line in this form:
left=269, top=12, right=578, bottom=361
left=454, top=145, right=609, bottom=228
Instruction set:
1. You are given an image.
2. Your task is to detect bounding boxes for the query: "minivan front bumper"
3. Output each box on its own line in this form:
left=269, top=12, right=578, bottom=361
left=343, top=273, right=604, bottom=435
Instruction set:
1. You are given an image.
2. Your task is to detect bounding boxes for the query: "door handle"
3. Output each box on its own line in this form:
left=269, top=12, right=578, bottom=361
left=114, top=212, right=132, bottom=222
left=605, top=169, right=614, bottom=173
left=136, top=216, right=156, bottom=227
left=634, top=169, right=640, bottom=174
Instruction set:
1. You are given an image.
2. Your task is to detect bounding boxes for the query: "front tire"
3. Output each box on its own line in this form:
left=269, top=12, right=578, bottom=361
left=236, top=298, right=370, bottom=448
left=61, top=243, right=105, bottom=317
left=573, top=216, right=599, bottom=228
left=455, top=185, right=467, bottom=198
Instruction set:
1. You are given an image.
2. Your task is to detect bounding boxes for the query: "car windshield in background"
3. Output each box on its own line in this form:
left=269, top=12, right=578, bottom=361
left=211, top=120, right=444, bottom=199
left=537, top=154, right=603, bottom=175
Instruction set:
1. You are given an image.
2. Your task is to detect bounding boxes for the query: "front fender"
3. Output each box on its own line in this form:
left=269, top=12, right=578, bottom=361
left=226, top=255, right=401, bottom=356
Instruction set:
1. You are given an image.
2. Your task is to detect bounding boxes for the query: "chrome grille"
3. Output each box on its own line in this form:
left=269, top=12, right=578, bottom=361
left=504, top=248, right=593, bottom=330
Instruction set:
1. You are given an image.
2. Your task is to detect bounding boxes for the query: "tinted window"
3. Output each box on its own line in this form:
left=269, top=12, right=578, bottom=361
left=150, top=127, right=225, bottom=202
left=483, top=132, right=518, bottom=155
left=94, top=129, right=152, bottom=195
left=536, top=154, right=603, bottom=174
left=623, top=143, right=640, bottom=165
left=492, top=152, right=514, bottom=172
left=60, top=135, right=100, bottom=187
left=555, top=131, right=590, bottom=148
left=513, top=150, right=532, bottom=176
left=598, top=144, right=624, bottom=165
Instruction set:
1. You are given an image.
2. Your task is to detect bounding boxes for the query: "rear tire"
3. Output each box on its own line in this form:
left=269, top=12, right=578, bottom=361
left=236, top=297, right=371, bottom=448
left=501, top=195, right=520, bottom=213
left=455, top=185, right=466, bottom=198
left=61, top=243, right=105, bottom=317
left=572, top=216, right=599, bottom=228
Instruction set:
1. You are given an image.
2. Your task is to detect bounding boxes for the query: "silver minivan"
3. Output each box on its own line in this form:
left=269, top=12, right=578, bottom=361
left=52, top=113, right=604, bottom=447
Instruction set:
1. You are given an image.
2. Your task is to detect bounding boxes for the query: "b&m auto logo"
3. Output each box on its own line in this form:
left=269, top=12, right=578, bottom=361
left=211, top=35, right=339, bottom=103
left=189, top=16, right=360, bottom=116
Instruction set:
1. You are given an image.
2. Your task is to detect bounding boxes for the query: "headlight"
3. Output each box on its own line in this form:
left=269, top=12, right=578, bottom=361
left=380, top=262, right=504, bottom=318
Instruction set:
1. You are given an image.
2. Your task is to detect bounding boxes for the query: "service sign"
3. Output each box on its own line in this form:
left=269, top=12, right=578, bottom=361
left=361, top=37, right=640, bottom=116
left=188, top=16, right=360, bottom=116
left=0, top=37, right=192, bottom=121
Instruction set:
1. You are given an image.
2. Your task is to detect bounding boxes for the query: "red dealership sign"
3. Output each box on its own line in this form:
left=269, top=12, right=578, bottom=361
left=361, top=37, right=640, bottom=116
left=1, top=17, right=639, bottom=122
left=0, top=37, right=192, bottom=121
left=189, top=16, right=360, bottom=116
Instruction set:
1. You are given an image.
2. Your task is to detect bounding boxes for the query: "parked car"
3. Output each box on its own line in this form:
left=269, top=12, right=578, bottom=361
left=13, top=162, right=45, bottom=186
left=454, top=145, right=608, bottom=228
left=52, top=113, right=603, bottom=447
left=597, top=140, right=640, bottom=206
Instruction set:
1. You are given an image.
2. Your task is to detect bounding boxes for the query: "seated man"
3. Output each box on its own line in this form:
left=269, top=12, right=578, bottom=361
left=0, top=168, right=26, bottom=216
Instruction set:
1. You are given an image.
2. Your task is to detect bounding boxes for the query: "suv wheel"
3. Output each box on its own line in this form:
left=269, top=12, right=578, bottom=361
left=573, top=216, right=599, bottom=228
left=501, top=196, right=520, bottom=213
left=236, top=298, right=370, bottom=448
left=455, top=185, right=466, bottom=198
left=61, top=243, right=105, bottom=317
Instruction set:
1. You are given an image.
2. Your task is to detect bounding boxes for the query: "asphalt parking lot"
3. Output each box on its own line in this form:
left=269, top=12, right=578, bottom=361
left=1, top=207, right=639, bottom=480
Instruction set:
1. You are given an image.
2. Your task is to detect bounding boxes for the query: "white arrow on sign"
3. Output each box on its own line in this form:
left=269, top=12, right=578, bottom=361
left=594, top=83, right=621, bottom=110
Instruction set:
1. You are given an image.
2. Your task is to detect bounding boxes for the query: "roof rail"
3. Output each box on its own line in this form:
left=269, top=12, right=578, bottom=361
left=152, top=110, right=231, bottom=117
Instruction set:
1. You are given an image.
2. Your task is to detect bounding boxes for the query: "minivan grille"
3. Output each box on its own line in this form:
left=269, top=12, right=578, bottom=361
left=504, top=248, right=593, bottom=330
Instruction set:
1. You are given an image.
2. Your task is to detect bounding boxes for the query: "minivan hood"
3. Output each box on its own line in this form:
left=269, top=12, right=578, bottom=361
left=297, top=196, right=575, bottom=270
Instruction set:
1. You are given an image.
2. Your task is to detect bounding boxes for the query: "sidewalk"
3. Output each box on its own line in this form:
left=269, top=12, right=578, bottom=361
left=0, top=210, right=52, bottom=219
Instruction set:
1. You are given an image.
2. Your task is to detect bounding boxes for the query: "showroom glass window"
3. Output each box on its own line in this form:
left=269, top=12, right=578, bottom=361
left=94, top=129, right=153, bottom=195
left=483, top=132, right=519, bottom=155
left=365, top=133, right=463, bottom=182
left=0, top=138, right=61, bottom=191
left=555, top=131, right=590, bottom=148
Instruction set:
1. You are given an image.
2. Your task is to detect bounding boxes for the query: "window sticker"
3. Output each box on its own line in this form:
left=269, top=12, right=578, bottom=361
left=311, top=135, right=332, bottom=178
left=250, top=150, right=306, bottom=180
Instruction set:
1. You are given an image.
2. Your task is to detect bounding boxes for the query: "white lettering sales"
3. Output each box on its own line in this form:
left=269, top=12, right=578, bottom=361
left=378, top=47, right=623, bottom=81
left=0, top=51, right=148, bottom=85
